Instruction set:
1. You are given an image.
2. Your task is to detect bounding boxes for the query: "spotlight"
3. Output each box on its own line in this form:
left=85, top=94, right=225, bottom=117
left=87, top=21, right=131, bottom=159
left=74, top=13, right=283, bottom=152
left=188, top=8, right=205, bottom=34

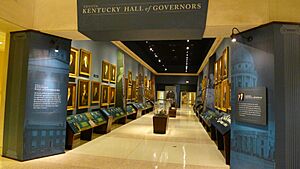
left=187, top=40, right=190, bottom=43
left=231, top=27, right=253, bottom=43
left=186, top=46, right=189, bottom=50
left=158, top=59, right=161, bottom=63
left=165, top=68, right=167, bottom=71
left=186, top=80, right=190, bottom=84
left=54, top=46, right=59, bottom=53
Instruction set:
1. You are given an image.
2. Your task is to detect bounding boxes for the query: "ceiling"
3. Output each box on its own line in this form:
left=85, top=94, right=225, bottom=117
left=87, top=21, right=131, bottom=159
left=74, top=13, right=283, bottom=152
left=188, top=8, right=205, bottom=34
left=123, top=39, right=215, bottom=73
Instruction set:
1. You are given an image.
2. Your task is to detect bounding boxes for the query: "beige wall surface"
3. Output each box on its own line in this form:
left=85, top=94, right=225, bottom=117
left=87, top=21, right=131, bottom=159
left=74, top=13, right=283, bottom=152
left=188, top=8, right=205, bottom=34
left=0, top=0, right=36, bottom=29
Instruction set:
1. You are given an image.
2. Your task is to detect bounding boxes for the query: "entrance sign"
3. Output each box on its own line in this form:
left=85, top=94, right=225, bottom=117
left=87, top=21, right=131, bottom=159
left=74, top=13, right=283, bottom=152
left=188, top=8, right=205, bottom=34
left=77, top=0, right=209, bottom=40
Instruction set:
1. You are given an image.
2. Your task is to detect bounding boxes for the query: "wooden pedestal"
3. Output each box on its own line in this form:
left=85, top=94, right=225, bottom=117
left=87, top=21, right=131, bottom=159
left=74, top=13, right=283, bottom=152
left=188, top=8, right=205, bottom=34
left=153, top=115, right=169, bottom=134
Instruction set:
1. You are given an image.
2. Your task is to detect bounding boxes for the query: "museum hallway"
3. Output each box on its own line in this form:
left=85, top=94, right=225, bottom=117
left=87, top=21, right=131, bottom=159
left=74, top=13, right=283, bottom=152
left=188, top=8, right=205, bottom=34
left=0, top=108, right=229, bottom=169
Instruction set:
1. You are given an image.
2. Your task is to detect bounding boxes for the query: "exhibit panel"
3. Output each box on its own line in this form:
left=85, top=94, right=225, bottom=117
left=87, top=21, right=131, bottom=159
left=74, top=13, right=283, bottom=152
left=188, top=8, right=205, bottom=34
left=3, top=30, right=71, bottom=161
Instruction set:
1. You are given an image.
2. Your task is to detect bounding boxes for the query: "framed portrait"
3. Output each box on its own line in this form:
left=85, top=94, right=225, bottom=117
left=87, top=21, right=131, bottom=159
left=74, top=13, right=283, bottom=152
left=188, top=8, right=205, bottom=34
left=214, top=62, right=218, bottom=84
left=78, top=79, right=90, bottom=109
left=101, top=85, right=109, bottom=106
left=128, top=71, right=132, bottom=85
left=79, top=49, right=92, bottom=77
left=127, top=86, right=132, bottom=101
left=217, top=59, right=222, bottom=83
left=214, top=85, right=218, bottom=108
left=67, top=83, right=76, bottom=110
left=110, top=64, right=117, bottom=83
left=69, top=48, right=79, bottom=77
left=222, top=47, right=229, bottom=79
left=102, top=61, right=110, bottom=82
left=108, top=87, right=116, bottom=105
left=136, top=76, right=139, bottom=88
left=91, top=81, right=100, bottom=104
left=144, top=76, right=147, bottom=87
left=132, top=81, right=136, bottom=100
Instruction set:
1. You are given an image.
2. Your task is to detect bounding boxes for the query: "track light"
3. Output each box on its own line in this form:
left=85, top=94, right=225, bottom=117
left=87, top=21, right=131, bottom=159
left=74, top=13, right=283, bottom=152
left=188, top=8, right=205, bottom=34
left=231, top=27, right=253, bottom=43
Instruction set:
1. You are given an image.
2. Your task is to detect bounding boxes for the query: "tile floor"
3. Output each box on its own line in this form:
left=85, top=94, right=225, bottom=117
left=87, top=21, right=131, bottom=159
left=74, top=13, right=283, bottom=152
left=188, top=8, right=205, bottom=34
left=0, top=108, right=230, bottom=169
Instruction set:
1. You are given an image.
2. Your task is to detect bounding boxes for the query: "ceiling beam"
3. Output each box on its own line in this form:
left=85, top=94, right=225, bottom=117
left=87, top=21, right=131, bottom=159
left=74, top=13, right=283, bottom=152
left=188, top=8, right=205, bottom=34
left=197, top=37, right=224, bottom=74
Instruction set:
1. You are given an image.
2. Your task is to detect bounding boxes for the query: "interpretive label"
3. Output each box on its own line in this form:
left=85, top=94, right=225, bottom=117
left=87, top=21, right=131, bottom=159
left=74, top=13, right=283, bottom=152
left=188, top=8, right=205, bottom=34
left=236, top=87, right=267, bottom=126
left=33, top=84, right=61, bottom=110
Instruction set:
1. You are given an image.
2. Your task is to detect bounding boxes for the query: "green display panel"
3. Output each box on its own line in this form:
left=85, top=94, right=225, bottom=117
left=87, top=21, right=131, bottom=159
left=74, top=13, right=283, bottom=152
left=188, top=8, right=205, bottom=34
left=66, top=116, right=80, bottom=134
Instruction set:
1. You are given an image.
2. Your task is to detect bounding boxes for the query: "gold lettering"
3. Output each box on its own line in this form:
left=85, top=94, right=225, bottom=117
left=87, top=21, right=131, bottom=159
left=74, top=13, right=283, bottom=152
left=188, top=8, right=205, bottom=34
left=192, top=4, right=197, bottom=10
left=197, top=3, right=202, bottom=9
left=170, top=4, right=175, bottom=10
left=174, top=4, right=179, bottom=10
left=82, top=9, right=87, bottom=14
left=153, top=5, right=159, bottom=11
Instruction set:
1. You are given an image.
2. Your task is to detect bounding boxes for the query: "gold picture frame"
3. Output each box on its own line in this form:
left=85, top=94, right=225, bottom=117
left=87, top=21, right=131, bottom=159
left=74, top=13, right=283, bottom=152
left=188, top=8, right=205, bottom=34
left=101, top=85, right=109, bottom=106
left=79, top=49, right=92, bottom=77
left=108, top=87, right=116, bottom=105
left=214, top=62, right=218, bottom=84
left=69, top=48, right=79, bottom=77
left=110, top=64, right=117, bottom=83
left=67, top=83, right=76, bottom=110
left=127, top=86, right=132, bottom=101
left=222, top=47, right=229, bottom=79
left=102, top=61, right=110, bottom=82
left=91, top=81, right=101, bottom=104
left=128, top=71, right=132, bottom=85
left=78, top=79, right=90, bottom=109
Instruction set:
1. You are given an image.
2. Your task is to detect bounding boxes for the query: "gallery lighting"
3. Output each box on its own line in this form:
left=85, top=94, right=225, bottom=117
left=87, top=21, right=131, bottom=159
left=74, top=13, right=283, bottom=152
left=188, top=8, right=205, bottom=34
left=187, top=40, right=190, bottom=43
left=158, top=59, right=161, bottom=63
left=186, top=46, right=189, bottom=50
left=186, top=80, right=190, bottom=84
left=231, top=27, right=253, bottom=43
left=165, top=68, right=167, bottom=71
left=54, top=46, right=59, bottom=53
left=162, top=65, right=165, bottom=67
left=150, top=47, right=153, bottom=51
left=155, top=54, right=158, bottom=58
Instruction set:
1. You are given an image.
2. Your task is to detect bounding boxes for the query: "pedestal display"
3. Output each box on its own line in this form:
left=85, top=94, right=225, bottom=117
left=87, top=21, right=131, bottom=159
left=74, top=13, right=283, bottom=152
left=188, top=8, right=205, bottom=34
left=153, top=101, right=170, bottom=134
left=3, top=31, right=71, bottom=161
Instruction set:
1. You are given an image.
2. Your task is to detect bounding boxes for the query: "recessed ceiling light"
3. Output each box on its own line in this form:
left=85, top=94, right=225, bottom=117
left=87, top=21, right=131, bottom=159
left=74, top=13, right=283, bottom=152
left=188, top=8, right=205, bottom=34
left=155, top=54, right=158, bottom=58
left=186, top=80, right=190, bottom=84
left=165, top=68, right=167, bottom=71
left=186, top=54, right=189, bottom=56
left=54, top=49, right=59, bottom=53
left=162, top=65, right=165, bottom=67
left=186, top=47, right=189, bottom=50
left=186, top=66, right=188, bottom=69
left=158, top=59, right=161, bottom=63
left=150, top=47, right=153, bottom=51
left=172, top=49, right=175, bottom=52
left=187, top=40, right=190, bottom=42
left=146, top=41, right=148, bottom=44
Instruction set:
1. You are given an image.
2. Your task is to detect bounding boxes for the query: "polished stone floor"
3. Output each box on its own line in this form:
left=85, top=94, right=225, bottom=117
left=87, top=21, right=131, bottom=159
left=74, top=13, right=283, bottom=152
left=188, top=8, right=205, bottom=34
left=0, top=108, right=229, bottom=169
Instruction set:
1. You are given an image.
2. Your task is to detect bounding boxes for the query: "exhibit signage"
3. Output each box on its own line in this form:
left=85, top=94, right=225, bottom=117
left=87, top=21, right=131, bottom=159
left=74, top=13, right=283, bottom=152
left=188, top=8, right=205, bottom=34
left=236, top=87, right=267, bottom=126
left=77, top=0, right=209, bottom=40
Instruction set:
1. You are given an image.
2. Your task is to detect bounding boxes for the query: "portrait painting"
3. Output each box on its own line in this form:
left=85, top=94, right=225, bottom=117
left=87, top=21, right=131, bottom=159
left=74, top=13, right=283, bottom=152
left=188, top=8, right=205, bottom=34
left=102, top=61, right=110, bottom=82
left=67, top=83, right=76, bottom=110
left=78, top=79, right=90, bottom=109
left=109, top=87, right=116, bottom=105
left=91, top=82, right=100, bottom=104
left=101, top=85, right=109, bottom=106
left=79, top=49, right=92, bottom=77
left=110, top=64, right=117, bottom=83
left=69, top=48, right=79, bottom=77
left=127, top=86, right=132, bottom=101
left=222, top=47, right=229, bottom=79
left=128, top=71, right=132, bottom=85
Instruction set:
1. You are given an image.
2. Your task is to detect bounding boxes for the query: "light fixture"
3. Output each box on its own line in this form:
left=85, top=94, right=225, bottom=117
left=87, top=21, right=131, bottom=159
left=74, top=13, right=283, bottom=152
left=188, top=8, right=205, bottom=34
left=186, top=46, right=189, bottom=50
left=165, top=68, right=167, bottom=71
left=155, top=54, right=158, bottom=58
left=54, top=46, right=59, bottom=53
left=231, top=27, right=253, bottom=43
left=186, top=80, right=190, bottom=84
left=162, top=65, right=165, bottom=67
left=187, top=40, right=190, bottom=43
left=150, top=47, right=153, bottom=51
left=158, top=59, right=161, bottom=63
left=0, top=42, right=3, bottom=45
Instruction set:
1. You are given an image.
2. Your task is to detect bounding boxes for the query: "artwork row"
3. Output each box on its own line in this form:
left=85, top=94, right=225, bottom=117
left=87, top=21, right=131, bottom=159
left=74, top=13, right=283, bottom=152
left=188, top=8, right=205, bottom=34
left=69, top=48, right=117, bottom=83
left=214, top=47, right=229, bottom=84
left=215, top=79, right=231, bottom=112
left=67, top=80, right=116, bottom=110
